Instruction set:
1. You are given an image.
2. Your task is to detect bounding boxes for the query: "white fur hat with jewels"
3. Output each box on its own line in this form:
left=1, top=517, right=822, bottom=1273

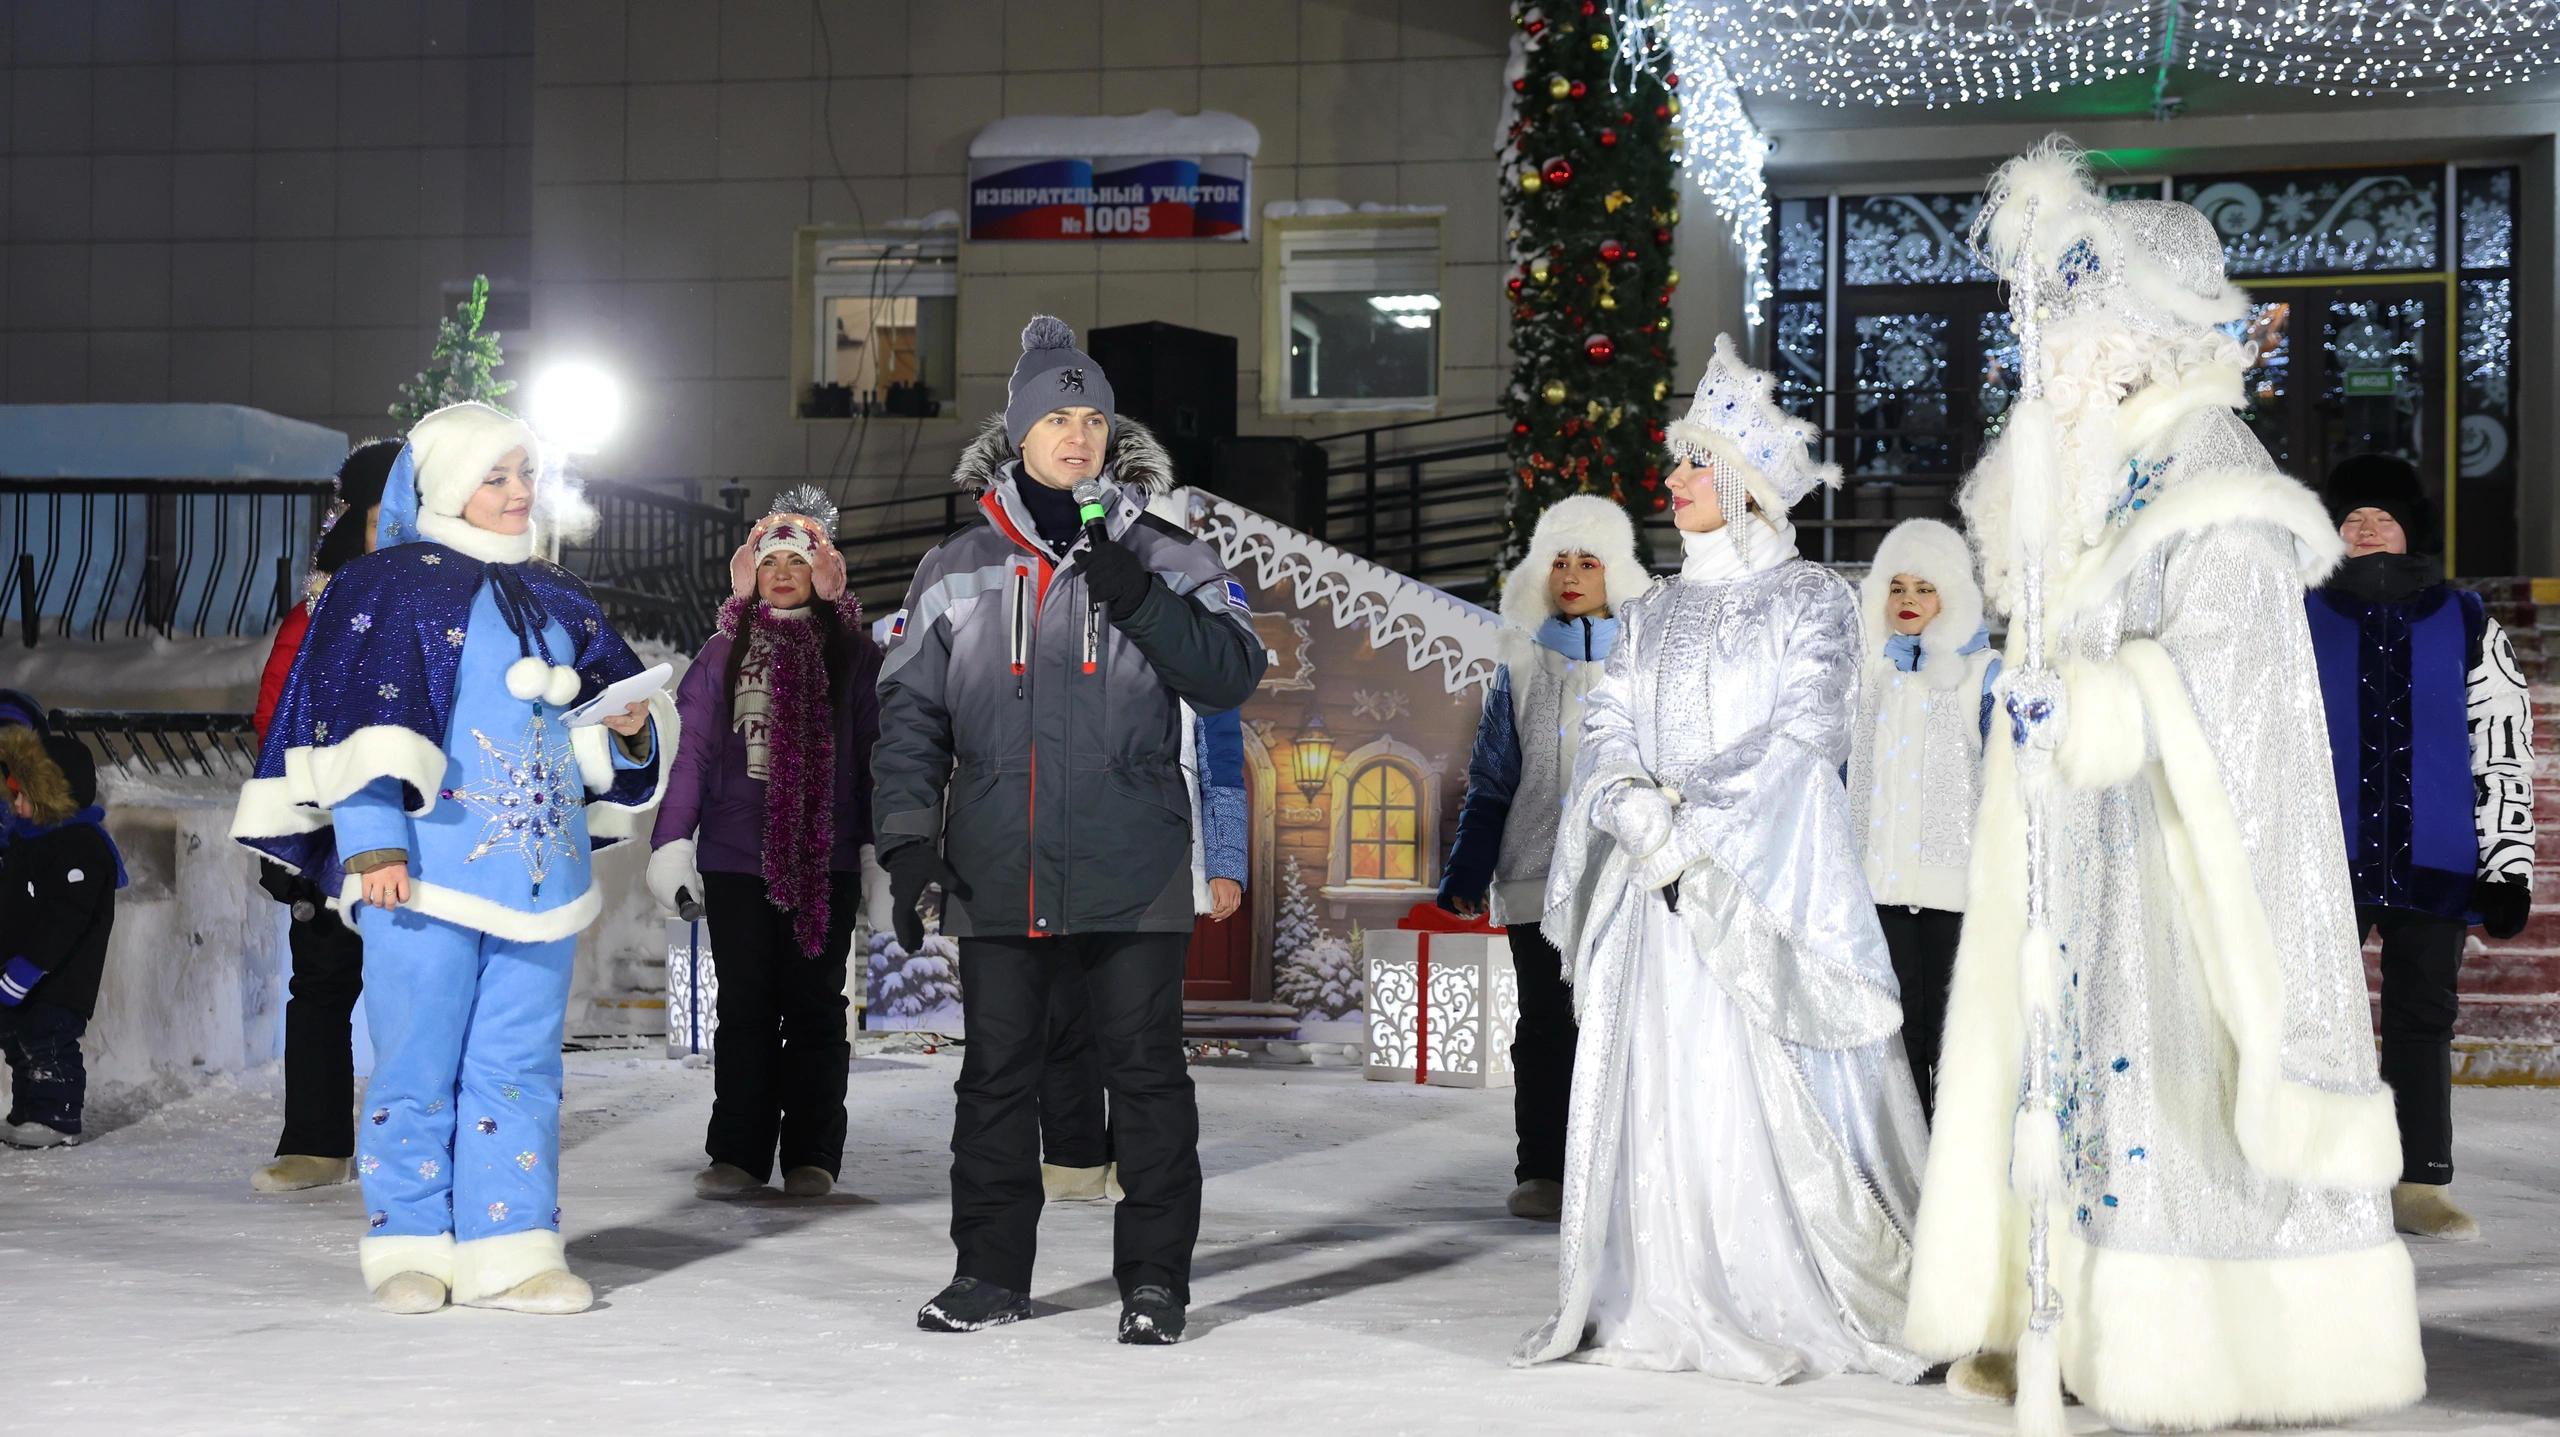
left=1664, top=333, right=1839, bottom=526
left=1969, top=135, right=2247, bottom=337
left=1499, top=494, right=1653, bottom=632
left=407, top=401, right=541, bottom=518
left=1859, top=518, right=1986, bottom=692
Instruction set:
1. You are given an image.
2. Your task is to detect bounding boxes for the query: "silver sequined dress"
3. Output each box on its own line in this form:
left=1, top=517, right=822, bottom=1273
left=1516, top=525, right=1930, bottom=1383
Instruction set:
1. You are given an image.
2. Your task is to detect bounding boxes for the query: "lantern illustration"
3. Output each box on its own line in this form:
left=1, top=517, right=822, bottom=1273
left=1291, top=709, right=1336, bottom=801
left=1364, top=909, right=1521, bottom=1088
left=665, top=917, right=720, bottom=1058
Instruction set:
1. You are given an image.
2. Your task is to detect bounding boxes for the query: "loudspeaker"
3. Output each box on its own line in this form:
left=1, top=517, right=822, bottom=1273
left=1209, top=436, right=1329, bottom=537
left=1087, top=321, right=1238, bottom=487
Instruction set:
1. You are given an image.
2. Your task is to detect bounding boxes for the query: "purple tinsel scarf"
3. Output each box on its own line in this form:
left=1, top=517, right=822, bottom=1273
left=718, top=594, right=855, bottom=955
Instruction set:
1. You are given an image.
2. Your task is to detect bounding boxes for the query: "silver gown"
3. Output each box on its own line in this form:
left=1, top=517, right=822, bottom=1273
left=1517, top=546, right=1930, bottom=1384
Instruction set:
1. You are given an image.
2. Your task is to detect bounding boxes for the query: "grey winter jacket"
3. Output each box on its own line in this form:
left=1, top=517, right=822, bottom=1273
left=872, top=418, right=1267, bottom=937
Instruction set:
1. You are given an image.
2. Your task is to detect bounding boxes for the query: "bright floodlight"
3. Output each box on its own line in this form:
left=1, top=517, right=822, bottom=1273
left=531, top=363, right=623, bottom=454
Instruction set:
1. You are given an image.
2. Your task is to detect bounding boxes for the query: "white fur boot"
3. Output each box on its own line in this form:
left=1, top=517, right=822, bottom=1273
left=2392, top=1181, right=2481, bottom=1240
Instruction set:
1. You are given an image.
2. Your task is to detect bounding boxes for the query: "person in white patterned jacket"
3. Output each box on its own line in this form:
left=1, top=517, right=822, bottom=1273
left=2305, top=451, right=2536, bottom=1243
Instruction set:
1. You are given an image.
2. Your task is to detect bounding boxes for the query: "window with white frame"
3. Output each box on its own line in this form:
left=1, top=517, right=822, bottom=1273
left=800, top=232, right=958, bottom=419
left=1263, top=216, right=1443, bottom=414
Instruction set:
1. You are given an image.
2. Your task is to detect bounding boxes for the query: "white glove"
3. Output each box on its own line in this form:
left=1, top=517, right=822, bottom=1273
left=1598, top=781, right=1678, bottom=861
left=647, top=838, right=703, bottom=918
left=859, top=843, right=895, bottom=936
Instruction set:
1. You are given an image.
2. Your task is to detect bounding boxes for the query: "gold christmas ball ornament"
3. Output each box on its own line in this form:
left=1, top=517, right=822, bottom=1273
left=1591, top=33, right=1609, bottom=50
left=1666, top=268, right=1680, bottom=287
left=1548, top=75, right=1572, bottom=99
left=1599, top=294, right=1617, bottom=310
left=1652, top=379, right=1669, bottom=401
left=1669, top=96, right=1682, bottom=115
left=1520, top=169, right=1544, bottom=195
left=1542, top=380, right=1569, bottom=405
left=1530, top=257, right=1551, bottom=281
left=1604, top=189, right=1633, bottom=214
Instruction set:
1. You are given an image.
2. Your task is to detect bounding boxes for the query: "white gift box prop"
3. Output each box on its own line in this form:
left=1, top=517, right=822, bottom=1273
left=666, top=917, right=719, bottom=1059
left=1364, top=929, right=1519, bottom=1088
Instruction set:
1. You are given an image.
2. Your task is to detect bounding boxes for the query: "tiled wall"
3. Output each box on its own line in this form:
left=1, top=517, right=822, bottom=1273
left=528, top=0, right=1518, bottom=500
left=1, top=0, right=534, bottom=446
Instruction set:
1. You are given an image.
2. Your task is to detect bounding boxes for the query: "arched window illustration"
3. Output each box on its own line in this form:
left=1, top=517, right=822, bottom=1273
left=1344, top=758, right=1421, bottom=882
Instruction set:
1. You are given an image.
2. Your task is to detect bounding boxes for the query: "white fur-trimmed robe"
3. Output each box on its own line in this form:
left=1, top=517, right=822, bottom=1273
left=1909, top=408, right=2425, bottom=1430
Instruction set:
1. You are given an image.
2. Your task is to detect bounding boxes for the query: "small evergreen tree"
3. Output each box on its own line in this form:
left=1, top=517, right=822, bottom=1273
left=391, top=275, right=514, bottom=426
left=866, top=913, right=963, bottom=1019
left=1272, top=861, right=1366, bottom=1019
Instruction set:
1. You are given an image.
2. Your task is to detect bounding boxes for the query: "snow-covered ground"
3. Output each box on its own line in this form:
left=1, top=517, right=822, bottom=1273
left=2, top=1060, right=2554, bottom=1436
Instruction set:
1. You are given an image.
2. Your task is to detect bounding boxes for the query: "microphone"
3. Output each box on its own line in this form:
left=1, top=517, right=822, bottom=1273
left=1071, top=478, right=1110, bottom=543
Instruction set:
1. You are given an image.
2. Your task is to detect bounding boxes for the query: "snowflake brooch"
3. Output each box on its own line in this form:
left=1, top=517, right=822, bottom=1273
left=447, top=628, right=467, bottom=647
left=420, top=553, right=441, bottom=565
left=350, top=613, right=373, bottom=633
left=451, top=716, right=585, bottom=886
left=379, top=683, right=400, bottom=700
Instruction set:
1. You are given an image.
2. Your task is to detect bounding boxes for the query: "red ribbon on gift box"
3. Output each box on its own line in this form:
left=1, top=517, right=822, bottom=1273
left=1396, top=903, right=1502, bottom=1085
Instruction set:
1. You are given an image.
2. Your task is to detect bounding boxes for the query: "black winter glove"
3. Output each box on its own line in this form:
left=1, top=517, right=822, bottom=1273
left=883, top=843, right=973, bottom=953
left=1073, top=534, right=1153, bottom=622
left=2475, top=874, right=2532, bottom=940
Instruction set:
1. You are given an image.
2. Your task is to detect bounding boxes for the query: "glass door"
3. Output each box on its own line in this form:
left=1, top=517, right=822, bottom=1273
left=1823, top=284, right=2004, bottom=563
left=2234, top=280, right=2449, bottom=550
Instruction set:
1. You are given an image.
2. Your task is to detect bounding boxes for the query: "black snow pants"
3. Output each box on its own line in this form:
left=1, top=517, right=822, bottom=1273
left=702, top=871, right=854, bottom=1182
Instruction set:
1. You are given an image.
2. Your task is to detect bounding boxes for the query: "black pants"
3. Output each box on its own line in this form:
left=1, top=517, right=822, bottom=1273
left=276, top=908, right=365, bottom=1158
left=0, top=998, right=88, bottom=1134
left=1039, top=959, right=1110, bottom=1169
left=1509, top=921, right=1578, bottom=1185
left=702, top=870, right=854, bottom=1182
left=952, top=931, right=1196, bottom=1302
left=1877, top=904, right=1963, bottom=1122
left=2362, top=904, right=2465, bottom=1185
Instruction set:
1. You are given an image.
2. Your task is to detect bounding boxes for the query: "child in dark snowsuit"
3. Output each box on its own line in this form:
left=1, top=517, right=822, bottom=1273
left=0, top=729, right=125, bottom=1147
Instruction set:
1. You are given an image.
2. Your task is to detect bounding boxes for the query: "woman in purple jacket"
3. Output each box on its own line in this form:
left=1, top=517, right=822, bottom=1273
left=649, top=489, right=888, bottom=1199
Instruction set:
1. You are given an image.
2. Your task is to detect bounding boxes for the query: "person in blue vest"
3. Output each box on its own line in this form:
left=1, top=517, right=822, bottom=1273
left=2306, top=453, right=2534, bottom=1242
left=233, top=401, right=672, bottom=1315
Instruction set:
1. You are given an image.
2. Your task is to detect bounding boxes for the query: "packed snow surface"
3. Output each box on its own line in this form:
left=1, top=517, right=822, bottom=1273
left=3, top=1061, right=2554, bottom=1435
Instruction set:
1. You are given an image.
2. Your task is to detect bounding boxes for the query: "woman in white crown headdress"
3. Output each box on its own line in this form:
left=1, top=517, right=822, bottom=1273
left=1516, top=335, right=1930, bottom=1385
left=1905, top=140, right=2423, bottom=1430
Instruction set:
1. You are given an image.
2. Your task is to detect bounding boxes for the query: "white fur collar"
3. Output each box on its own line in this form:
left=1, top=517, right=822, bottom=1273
left=2116, top=361, right=2245, bottom=460
left=1679, top=517, right=1793, bottom=582
left=416, top=512, right=535, bottom=564
left=2054, top=465, right=2344, bottom=625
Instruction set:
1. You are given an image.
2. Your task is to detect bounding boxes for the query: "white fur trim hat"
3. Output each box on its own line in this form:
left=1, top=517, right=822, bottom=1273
left=1971, top=136, right=2247, bottom=337
left=408, top=402, right=541, bottom=519
left=1860, top=518, right=1986, bottom=691
left=1499, top=494, right=1652, bottom=631
left=1664, top=333, right=1839, bottom=527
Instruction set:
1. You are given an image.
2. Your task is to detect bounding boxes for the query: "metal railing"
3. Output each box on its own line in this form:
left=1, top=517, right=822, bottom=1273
left=1312, top=410, right=1510, bottom=602
left=835, top=488, right=976, bottom=617
left=0, top=479, right=332, bottom=646
left=51, top=709, right=260, bottom=778
left=555, top=484, right=750, bottom=652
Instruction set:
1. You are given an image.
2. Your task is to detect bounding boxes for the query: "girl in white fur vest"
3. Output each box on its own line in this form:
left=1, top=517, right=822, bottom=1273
left=1845, top=518, right=1998, bottom=1120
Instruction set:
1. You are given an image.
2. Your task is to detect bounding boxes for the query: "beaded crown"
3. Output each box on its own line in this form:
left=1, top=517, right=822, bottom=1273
left=1664, top=332, right=1839, bottom=513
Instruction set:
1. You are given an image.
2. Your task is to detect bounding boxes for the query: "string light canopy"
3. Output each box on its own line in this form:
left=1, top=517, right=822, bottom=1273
left=1647, top=0, right=2164, bottom=109
left=2183, top=0, right=2560, bottom=98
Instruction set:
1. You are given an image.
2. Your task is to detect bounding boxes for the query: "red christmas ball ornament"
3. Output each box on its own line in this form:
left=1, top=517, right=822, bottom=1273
left=1507, top=276, right=1524, bottom=296
left=1654, top=227, right=1673, bottom=247
left=1654, top=104, right=1670, bottom=119
left=1541, top=157, right=1574, bottom=188
left=1620, top=110, right=1634, bottom=124
left=1597, top=238, right=1627, bottom=263
left=1579, top=0, right=1596, bottom=13
left=1525, top=17, right=1545, bottom=34
left=1643, top=464, right=1661, bottom=480
left=1598, top=128, right=1618, bottom=148
left=1646, top=422, right=1666, bottom=444
left=1568, top=79, right=1588, bottom=99
left=1512, top=77, right=1528, bottom=93
left=1583, top=333, right=1615, bottom=364
left=1665, top=72, right=1680, bottom=88
left=1512, top=420, right=1532, bottom=437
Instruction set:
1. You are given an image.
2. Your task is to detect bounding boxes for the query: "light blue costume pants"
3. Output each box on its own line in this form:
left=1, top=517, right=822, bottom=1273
left=355, top=905, right=574, bottom=1279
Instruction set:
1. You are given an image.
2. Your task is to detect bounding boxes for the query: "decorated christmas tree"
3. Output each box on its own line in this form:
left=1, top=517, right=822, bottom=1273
left=391, top=274, right=514, bottom=427
left=1272, top=861, right=1365, bottom=1019
left=1499, top=2, right=1682, bottom=568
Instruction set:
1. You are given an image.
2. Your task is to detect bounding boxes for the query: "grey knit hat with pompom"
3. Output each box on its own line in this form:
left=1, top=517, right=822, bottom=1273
left=1004, top=314, right=1115, bottom=451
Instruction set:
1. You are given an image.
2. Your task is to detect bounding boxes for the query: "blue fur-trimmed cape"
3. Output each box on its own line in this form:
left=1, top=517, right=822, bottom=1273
left=232, top=541, right=655, bottom=885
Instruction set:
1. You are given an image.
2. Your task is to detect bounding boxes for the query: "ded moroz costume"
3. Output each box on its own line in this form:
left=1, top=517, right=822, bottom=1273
left=232, top=401, right=673, bottom=1315
left=1905, top=140, right=2423, bottom=1430
left=1517, top=334, right=1931, bottom=1384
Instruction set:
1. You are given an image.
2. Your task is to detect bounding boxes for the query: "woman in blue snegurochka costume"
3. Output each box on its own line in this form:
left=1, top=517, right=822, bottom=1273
left=231, top=401, right=672, bottom=1317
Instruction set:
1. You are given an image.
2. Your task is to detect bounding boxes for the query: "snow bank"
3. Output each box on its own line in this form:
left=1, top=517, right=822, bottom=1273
left=0, top=402, right=347, bottom=479
left=0, top=631, right=271, bottom=712
left=970, top=109, right=1261, bottom=158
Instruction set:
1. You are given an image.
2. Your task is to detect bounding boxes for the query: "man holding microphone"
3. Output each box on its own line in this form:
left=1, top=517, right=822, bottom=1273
left=873, top=316, right=1266, bottom=1344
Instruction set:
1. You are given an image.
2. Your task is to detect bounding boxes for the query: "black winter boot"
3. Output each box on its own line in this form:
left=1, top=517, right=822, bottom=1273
left=1118, top=1285, right=1185, bottom=1345
left=917, top=1276, right=1032, bottom=1332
